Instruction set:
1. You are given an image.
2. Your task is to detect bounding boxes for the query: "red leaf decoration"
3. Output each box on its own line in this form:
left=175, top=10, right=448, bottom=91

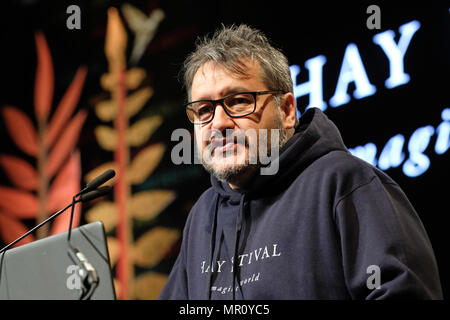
left=0, top=155, right=38, bottom=190
left=0, top=186, right=38, bottom=219
left=49, top=152, right=81, bottom=235
left=34, top=31, right=54, bottom=122
left=0, top=212, right=35, bottom=248
left=51, top=201, right=81, bottom=236
left=45, top=110, right=87, bottom=178
left=47, top=151, right=80, bottom=213
left=46, top=66, right=88, bottom=147
left=2, top=106, right=39, bottom=157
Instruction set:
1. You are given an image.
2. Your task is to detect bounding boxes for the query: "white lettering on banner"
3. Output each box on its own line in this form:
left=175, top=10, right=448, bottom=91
left=289, top=18, right=448, bottom=178
left=403, top=125, right=435, bottom=177
left=348, top=143, right=377, bottom=166
left=373, top=20, right=421, bottom=89
left=377, top=134, right=405, bottom=171
left=290, top=20, right=421, bottom=117
left=348, top=108, right=450, bottom=178
left=329, top=43, right=377, bottom=108
left=435, top=108, right=450, bottom=155
left=290, top=55, right=327, bottom=114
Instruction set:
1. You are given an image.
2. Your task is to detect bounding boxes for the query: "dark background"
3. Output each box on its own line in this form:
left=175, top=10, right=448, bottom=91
left=0, top=0, right=448, bottom=298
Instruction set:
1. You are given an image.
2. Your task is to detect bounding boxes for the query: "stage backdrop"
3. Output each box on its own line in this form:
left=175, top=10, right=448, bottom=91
left=0, top=0, right=448, bottom=299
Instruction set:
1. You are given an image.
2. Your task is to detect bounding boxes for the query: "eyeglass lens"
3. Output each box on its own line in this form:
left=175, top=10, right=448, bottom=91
left=188, top=93, right=255, bottom=123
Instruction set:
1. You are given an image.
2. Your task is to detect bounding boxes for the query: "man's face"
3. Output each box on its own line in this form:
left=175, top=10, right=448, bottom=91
left=191, top=59, right=293, bottom=187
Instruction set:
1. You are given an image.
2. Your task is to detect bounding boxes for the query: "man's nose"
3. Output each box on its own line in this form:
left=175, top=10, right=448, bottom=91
left=210, top=104, right=234, bottom=131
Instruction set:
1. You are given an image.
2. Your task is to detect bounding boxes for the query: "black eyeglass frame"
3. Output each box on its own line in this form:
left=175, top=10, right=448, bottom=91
left=184, top=90, right=286, bottom=125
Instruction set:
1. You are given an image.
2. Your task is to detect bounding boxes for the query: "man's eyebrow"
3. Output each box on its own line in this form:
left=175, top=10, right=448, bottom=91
left=214, top=87, right=251, bottom=99
left=192, top=87, right=251, bottom=102
left=221, top=87, right=250, bottom=96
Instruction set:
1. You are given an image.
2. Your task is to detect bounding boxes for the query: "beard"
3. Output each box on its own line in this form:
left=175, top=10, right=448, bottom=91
left=198, top=110, right=289, bottom=185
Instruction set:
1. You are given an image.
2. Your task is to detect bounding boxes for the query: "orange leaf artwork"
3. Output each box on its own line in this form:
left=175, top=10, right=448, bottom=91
left=45, top=110, right=87, bottom=177
left=86, top=6, right=176, bottom=300
left=46, top=66, right=87, bottom=147
left=0, top=186, right=38, bottom=219
left=47, top=151, right=82, bottom=214
left=0, top=155, right=38, bottom=191
left=0, top=31, right=88, bottom=247
left=49, top=152, right=82, bottom=236
left=2, top=106, right=39, bottom=157
left=34, top=31, right=54, bottom=122
left=0, top=213, right=35, bottom=248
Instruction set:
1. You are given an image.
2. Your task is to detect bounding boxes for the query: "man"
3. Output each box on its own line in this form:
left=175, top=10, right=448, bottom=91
left=159, top=24, right=443, bottom=299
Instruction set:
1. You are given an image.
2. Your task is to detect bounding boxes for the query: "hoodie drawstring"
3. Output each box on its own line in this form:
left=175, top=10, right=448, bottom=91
left=232, top=194, right=246, bottom=300
left=207, top=193, right=247, bottom=300
left=206, top=194, right=220, bottom=300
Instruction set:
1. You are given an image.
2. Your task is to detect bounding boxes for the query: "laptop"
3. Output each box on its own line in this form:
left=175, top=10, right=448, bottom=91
left=0, top=221, right=116, bottom=300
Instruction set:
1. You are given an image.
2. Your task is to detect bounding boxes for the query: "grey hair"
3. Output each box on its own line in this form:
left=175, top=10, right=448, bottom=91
left=182, top=24, right=294, bottom=104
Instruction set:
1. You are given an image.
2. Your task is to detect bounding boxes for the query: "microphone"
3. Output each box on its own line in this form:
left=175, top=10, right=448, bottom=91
left=79, top=169, right=115, bottom=195
left=66, top=172, right=114, bottom=300
left=0, top=170, right=115, bottom=300
left=79, top=186, right=113, bottom=203
left=65, top=186, right=113, bottom=245
left=66, top=170, right=115, bottom=242
left=0, top=202, right=74, bottom=254
left=67, top=173, right=115, bottom=242
left=0, top=170, right=115, bottom=254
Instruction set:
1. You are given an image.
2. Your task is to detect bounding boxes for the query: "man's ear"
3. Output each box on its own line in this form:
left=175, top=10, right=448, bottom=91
left=280, top=93, right=297, bottom=129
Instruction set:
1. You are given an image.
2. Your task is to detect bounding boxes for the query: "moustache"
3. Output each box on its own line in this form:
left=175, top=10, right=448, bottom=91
left=204, top=129, right=249, bottom=153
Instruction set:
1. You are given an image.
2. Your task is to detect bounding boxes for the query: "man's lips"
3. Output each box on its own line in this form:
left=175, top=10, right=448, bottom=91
left=209, top=138, right=242, bottom=155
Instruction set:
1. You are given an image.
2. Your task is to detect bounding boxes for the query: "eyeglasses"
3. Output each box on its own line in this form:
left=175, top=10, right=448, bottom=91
left=185, top=90, right=285, bottom=124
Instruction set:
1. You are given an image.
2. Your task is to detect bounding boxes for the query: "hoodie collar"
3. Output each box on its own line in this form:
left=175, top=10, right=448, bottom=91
left=210, top=108, right=348, bottom=199
left=206, top=108, right=348, bottom=299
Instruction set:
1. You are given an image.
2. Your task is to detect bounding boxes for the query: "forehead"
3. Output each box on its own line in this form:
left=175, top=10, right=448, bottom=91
left=190, top=59, right=265, bottom=100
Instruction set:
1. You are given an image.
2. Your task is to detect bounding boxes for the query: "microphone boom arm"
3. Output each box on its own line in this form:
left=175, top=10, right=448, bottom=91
left=0, top=201, right=79, bottom=254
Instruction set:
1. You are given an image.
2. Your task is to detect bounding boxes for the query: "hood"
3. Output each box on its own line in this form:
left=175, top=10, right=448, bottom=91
left=210, top=107, right=348, bottom=199
left=206, top=107, right=348, bottom=299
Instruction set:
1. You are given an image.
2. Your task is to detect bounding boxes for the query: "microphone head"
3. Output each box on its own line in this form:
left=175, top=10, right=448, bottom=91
left=80, top=186, right=113, bottom=202
left=85, top=169, right=116, bottom=191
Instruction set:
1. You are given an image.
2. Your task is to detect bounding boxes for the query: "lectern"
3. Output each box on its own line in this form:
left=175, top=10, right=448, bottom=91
left=0, top=221, right=116, bottom=300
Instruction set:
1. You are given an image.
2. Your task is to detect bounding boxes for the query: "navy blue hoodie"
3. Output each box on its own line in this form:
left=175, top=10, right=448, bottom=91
left=159, top=108, right=443, bottom=299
